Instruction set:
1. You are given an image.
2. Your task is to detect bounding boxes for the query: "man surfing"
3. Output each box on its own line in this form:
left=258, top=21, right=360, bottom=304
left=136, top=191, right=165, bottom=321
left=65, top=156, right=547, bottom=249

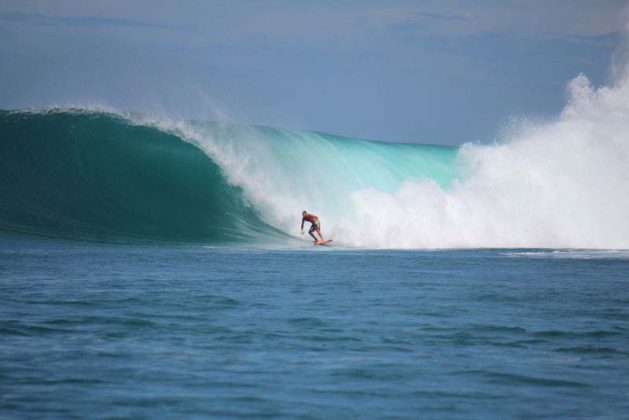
left=301, top=210, right=326, bottom=244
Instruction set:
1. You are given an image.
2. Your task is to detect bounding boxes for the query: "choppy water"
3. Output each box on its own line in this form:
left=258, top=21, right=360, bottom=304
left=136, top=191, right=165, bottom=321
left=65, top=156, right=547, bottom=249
left=1, top=235, right=628, bottom=418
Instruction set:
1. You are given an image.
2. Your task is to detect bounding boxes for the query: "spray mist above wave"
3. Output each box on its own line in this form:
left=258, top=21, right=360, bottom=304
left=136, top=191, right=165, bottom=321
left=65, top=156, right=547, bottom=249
left=341, top=73, right=629, bottom=248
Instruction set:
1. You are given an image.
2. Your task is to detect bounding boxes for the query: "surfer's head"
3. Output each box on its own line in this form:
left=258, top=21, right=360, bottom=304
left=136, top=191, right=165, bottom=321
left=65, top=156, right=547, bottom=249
left=302, top=210, right=307, bottom=216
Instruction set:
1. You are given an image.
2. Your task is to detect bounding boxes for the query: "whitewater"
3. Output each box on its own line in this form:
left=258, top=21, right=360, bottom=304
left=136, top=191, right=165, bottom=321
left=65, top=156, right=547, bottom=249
left=1, top=72, right=628, bottom=248
left=179, top=71, right=629, bottom=249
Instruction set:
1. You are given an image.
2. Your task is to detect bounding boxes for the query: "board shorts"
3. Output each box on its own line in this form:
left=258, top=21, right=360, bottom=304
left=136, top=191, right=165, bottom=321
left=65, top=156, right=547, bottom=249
left=309, top=220, right=320, bottom=232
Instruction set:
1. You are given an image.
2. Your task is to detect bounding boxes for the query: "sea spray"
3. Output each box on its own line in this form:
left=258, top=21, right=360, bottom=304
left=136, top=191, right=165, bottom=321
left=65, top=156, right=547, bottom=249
left=341, top=73, right=629, bottom=248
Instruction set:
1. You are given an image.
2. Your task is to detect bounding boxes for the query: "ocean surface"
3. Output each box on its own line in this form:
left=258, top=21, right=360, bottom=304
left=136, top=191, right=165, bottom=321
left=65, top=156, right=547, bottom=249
left=2, top=234, right=629, bottom=418
left=1, top=94, right=629, bottom=418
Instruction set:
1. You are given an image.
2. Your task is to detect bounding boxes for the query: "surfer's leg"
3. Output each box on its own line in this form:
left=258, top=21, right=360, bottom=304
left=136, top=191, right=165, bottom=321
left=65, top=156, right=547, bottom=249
left=315, top=222, right=324, bottom=240
left=309, top=226, right=318, bottom=242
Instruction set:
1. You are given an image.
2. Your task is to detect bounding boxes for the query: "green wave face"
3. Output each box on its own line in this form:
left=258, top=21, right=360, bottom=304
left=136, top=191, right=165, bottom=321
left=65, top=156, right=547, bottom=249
left=0, top=109, right=459, bottom=244
left=0, top=110, right=271, bottom=242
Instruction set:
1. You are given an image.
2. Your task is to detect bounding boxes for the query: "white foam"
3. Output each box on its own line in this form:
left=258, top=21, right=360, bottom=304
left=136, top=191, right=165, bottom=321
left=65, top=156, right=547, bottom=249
left=340, top=72, right=629, bottom=248
left=502, top=250, right=629, bottom=259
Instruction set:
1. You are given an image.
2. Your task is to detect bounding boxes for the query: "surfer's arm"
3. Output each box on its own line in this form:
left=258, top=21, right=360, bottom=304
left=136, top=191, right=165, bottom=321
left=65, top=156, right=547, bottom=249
left=300, top=218, right=305, bottom=233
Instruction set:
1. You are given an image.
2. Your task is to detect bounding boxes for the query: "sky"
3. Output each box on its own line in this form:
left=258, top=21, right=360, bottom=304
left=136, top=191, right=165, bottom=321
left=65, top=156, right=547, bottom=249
left=0, top=0, right=626, bottom=145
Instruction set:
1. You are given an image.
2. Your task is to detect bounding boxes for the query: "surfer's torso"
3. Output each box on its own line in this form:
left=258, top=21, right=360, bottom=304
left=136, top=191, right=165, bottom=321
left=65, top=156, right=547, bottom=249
left=302, top=213, right=319, bottom=225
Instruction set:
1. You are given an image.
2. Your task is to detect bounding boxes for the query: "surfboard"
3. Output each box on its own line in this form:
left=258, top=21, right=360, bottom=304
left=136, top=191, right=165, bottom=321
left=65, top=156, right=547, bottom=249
left=315, top=239, right=333, bottom=246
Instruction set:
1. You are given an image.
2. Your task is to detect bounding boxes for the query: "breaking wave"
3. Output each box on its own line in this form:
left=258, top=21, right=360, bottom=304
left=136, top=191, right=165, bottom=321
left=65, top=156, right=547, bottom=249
left=1, top=70, right=628, bottom=248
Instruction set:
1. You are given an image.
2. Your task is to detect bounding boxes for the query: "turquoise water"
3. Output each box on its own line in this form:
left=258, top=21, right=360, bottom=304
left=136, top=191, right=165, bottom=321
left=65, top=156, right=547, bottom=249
left=0, top=109, right=457, bottom=245
left=2, top=234, right=628, bottom=417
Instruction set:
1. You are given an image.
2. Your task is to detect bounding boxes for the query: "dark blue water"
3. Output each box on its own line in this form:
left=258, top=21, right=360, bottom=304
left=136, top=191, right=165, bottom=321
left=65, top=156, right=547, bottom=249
left=1, top=235, right=628, bottom=418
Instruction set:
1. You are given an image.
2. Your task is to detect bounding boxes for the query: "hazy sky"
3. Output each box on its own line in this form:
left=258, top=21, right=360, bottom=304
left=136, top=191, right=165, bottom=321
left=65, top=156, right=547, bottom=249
left=0, top=1, right=626, bottom=144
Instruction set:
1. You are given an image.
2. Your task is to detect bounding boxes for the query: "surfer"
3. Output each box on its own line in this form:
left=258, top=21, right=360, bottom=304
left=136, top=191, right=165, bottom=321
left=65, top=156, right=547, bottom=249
left=301, top=211, right=324, bottom=244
